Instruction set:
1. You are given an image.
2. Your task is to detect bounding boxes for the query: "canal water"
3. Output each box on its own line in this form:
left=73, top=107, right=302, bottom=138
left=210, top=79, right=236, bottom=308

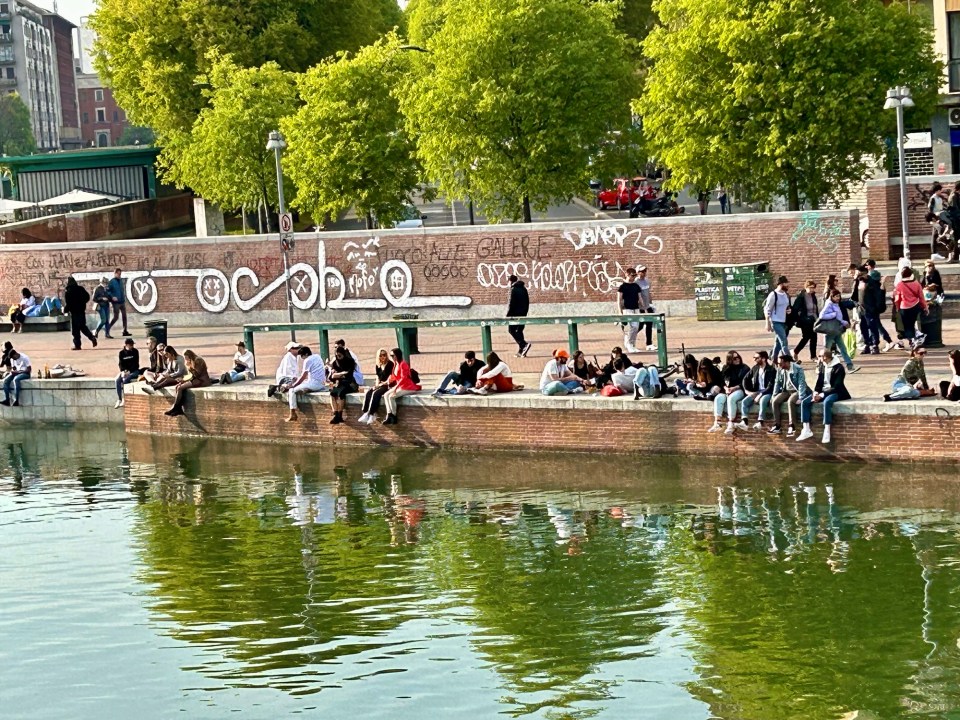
left=2, top=428, right=960, bottom=719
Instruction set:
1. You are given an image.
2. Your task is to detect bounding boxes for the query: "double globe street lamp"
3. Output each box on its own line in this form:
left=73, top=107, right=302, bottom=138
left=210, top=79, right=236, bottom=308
left=884, top=86, right=915, bottom=262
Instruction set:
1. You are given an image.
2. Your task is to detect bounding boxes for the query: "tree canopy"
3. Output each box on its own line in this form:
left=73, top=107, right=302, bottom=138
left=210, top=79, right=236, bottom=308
left=401, top=0, right=634, bottom=222
left=639, top=0, right=943, bottom=209
left=0, top=93, right=37, bottom=157
left=281, top=35, right=423, bottom=229
left=173, top=56, right=298, bottom=215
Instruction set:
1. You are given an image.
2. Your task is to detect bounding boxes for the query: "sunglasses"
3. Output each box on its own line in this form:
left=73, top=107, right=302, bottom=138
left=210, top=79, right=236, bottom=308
left=917, top=350, right=927, bottom=356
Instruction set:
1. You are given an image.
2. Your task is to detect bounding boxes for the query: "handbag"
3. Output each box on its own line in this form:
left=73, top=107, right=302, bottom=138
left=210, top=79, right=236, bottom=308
left=813, top=317, right=842, bottom=335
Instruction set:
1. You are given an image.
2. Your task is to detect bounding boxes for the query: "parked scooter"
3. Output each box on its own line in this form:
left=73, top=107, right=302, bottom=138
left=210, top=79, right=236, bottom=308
left=629, top=192, right=685, bottom=218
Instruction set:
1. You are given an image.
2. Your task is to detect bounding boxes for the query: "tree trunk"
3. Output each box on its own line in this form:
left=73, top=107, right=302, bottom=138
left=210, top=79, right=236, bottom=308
left=256, top=203, right=264, bottom=234
left=365, top=211, right=375, bottom=230
left=786, top=169, right=800, bottom=211
left=241, top=206, right=248, bottom=235
left=522, top=194, right=532, bottom=223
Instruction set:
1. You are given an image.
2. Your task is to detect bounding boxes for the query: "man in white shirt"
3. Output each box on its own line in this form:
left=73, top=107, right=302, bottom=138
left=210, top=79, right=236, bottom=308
left=268, top=341, right=301, bottom=399
left=287, top=346, right=328, bottom=422
left=222, top=341, right=256, bottom=384
left=539, top=348, right=584, bottom=395
left=764, top=275, right=792, bottom=363
left=1, top=350, right=32, bottom=407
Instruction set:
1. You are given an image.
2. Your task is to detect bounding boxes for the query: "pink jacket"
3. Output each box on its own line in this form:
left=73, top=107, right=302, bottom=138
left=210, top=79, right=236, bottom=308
left=894, top=279, right=927, bottom=312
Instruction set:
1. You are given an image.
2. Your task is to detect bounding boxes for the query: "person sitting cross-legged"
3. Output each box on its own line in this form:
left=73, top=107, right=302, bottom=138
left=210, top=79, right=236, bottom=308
left=286, top=346, right=327, bottom=422
left=471, top=352, right=517, bottom=395
left=268, top=341, right=301, bottom=399
left=540, top=348, right=586, bottom=395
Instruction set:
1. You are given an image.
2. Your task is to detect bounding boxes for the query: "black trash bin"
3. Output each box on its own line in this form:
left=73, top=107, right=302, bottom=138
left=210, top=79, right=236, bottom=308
left=920, top=303, right=943, bottom=348
left=393, top=313, right=419, bottom=355
left=144, top=319, right=168, bottom=346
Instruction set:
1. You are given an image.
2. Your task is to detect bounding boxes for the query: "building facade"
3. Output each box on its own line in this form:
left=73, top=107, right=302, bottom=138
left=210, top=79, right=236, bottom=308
left=77, top=72, right=130, bottom=147
left=42, top=11, right=80, bottom=149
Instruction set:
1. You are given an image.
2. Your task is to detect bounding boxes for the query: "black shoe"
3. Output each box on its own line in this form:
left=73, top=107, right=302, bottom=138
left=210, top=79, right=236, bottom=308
left=11, top=400, right=19, bottom=407
left=92, top=337, right=98, bottom=348
left=122, top=331, right=132, bottom=337
left=220, top=372, right=232, bottom=385
left=767, top=425, right=781, bottom=435
left=0, top=399, right=9, bottom=407
left=520, top=343, right=532, bottom=357
left=330, top=412, right=343, bottom=425
left=883, top=394, right=892, bottom=402
left=633, top=384, right=641, bottom=400
left=267, top=384, right=277, bottom=398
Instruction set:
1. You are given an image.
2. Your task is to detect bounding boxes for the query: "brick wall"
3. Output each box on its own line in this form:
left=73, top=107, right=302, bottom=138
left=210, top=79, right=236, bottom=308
left=865, top=174, right=960, bottom=260
left=0, top=211, right=859, bottom=323
left=0, top=195, right=193, bottom=246
left=123, top=390, right=960, bottom=465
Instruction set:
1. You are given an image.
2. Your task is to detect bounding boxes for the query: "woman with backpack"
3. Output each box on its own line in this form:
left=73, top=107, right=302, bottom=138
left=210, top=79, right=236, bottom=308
left=381, top=347, right=421, bottom=425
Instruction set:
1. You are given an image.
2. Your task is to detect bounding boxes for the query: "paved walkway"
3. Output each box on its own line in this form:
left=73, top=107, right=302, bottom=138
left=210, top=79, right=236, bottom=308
left=8, top=316, right=959, bottom=399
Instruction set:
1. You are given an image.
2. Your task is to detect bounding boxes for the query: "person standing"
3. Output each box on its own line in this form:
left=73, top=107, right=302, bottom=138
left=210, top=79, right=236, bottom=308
left=947, top=181, right=960, bottom=263
left=114, top=337, right=140, bottom=408
left=791, top=280, right=819, bottom=362
left=63, top=276, right=97, bottom=351
left=107, top=267, right=132, bottom=337
left=928, top=182, right=946, bottom=257
left=506, top=274, right=531, bottom=357
left=893, top=267, right=928, bottom=348
left=764, top=275, right=792, bottom=363
left=0, top=350, right=31, bottom=407
left=696, top=188, right=711, bottom=215
left=717, top=186, right=729, bottom=214
left=617, top=267, right=643, bottom=353
left=635, top=266, right=655, bottom=350
left=93, top=277, right=113, bottom=339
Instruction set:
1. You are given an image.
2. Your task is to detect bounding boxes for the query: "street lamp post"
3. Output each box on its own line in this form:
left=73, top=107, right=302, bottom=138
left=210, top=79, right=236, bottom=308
left=884, top=86, right=916, bottom=262
left=266, top=129, right=296, bottom=341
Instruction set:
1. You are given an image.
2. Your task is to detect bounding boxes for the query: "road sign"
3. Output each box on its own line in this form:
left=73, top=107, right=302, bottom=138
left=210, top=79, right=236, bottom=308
left=279, top=212, right=295, bottom=250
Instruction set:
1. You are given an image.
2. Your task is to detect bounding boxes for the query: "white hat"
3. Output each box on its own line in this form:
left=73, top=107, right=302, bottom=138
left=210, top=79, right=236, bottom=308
left=636, top=265, right=647, bottom=272
left=285, top=341, right=301, bottom=350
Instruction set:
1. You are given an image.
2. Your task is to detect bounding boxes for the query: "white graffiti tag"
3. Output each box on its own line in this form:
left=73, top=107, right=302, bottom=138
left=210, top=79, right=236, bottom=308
left=476, top=256, right=633, bottom=294
left=562, top=224, right=664, bottom=255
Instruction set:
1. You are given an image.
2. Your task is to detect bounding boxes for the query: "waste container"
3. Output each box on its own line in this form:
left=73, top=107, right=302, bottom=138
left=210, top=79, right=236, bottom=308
left=393, top=313, right=419, bottom=355
left=920, top=303, right=943, bottom=347
left=694, top=262, right=771, bottom=321
left=144, top=318, right=168, bottom=346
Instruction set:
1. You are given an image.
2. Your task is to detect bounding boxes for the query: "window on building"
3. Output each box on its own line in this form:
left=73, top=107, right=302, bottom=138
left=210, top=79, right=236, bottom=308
left=4, top=67, right=12, bottom=79
left=112, top=110, right=119, bottom=122
left=950, top=12, right=960, bottom=92
left=97, top=132, right=109, bottom=147
left=94, top=89, right=103, bottom=102
left=0, top=4, right=8, bottom=14
left=82, top=112, right=88, bottom=124
left=96, top=107, right=105, bottom=122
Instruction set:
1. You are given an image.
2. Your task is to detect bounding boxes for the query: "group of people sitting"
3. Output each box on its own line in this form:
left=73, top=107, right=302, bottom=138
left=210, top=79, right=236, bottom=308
left=7, top=288, right=62, bottom=333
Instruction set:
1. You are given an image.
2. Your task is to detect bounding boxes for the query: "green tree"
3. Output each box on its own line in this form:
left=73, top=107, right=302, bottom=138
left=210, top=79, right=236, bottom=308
left=90, top=0, right=403, bottom=166
left=281, top=35, right=423, bottom=229
left=400, top=0, right=634, bottom=223
left=0, top=93, right=37, bottom=157
left=173, top=56, right=298, bottom=224
left=640, top=0, right=943, bottom=210
left=117, top=125, right=156, bottom=147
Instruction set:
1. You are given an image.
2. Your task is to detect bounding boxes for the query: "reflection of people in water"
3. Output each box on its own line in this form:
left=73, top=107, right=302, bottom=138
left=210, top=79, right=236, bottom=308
left=381, top=474, right=425, bottom=544
left=286, top=464, right=335, bottom=526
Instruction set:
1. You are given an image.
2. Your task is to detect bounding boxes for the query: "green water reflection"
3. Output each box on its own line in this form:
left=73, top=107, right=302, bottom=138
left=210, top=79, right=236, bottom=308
left=3, top=429, right=960, bottom=718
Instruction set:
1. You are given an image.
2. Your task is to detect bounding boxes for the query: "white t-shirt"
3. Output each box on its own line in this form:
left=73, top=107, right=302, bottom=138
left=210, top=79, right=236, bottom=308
left=303, top=354, right=326, bottom=384
left=611, top=371, right=634, bottom=393
left=477, top=361, right=511, bottom=380
left=539, top=359, right=568, bottom=390
left=20, top=296, right=36, bottom=310
left=234, top=350, right=255, bottom=377
left=12, top=353, right=30, bottom=372
left=276, top=352, right=299, bottom=382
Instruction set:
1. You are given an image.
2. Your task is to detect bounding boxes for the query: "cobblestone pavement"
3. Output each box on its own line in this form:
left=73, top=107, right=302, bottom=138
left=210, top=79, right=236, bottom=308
left=8, top=316, right=959, bottom=399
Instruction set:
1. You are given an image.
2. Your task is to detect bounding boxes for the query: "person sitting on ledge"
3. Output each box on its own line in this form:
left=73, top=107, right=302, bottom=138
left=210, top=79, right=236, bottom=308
left=431, top=350, right=482, bottom=397
left=0, top=350, right=31, bottom=407
left=359, top=348, right=394, bottom=424
left=165, top=349, right=212, bottom=417
left=709, top=350, right=748, bottom=434
left=267, top=341, right=301, bottom=399
left=737, top=351, right=775, bottom=431
left=768, top=353, right=810, bottom=437
left=805, top=348, right=851, bottom=444
left=540, top=348, right=585, bottom=395
left=139, top=338, right=164, bottom=383
left=327, top=344, right=358, bottom=425
left=9, top=288, right=38, bottom=334
left=114, top=338, right=140, bottom=409
left=219, top=340, right=255, bottom=384
left=382, top=347, right=421, bottom=423
left=143, top=345, right=187, bottom=393
left=333, top=338, right=364, bottom=387
left=286, top=346, right=327, bottom=422
left=607, top=357, right=634, bottom=395
left=938, top=349, right=960, bottom=402
left=568, top=350, right=599, bottom=388
left=884, top=346, right=932, bottom=401
left=692, top=356, right=722, bottom=400
left=1, top=341, right=15, bottom=374
left=631, top=361, right=662, bottom=399
left=471, top=351, right=518, bottom=394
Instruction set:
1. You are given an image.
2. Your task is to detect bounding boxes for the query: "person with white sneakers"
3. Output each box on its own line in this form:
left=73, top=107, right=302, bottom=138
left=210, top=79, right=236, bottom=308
left=807, top=348, right=850, bottom=443
left=617, top=266, right=644, bottom=353
left=636, top=266, right=656, bottom=351
left=540, top=348, right=586, bottom=395
left=286, top=346, right=328, bottom=422
left=768, top=353, right=811, bottom=438
left=709, top=350, right=748, bottom=434
left=737, top=351, right=775, bottom=431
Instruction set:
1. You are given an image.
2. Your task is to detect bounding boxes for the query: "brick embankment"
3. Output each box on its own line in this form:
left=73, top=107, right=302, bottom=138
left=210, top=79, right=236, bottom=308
left=123, top=382, right=960, bottom=465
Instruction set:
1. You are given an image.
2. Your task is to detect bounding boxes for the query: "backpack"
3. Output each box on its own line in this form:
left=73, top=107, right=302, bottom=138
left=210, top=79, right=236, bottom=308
left=600, top=384, right=623, bottom=397
left=409, top=367, right=420, bottom=384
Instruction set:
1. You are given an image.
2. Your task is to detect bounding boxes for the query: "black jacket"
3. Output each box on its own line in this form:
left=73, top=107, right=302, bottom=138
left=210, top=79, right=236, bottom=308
left=923, top=269, right=943, bottom=294
left=507, top=281, right=529, bottom=317
left=791, top=291, right=819, bottom=325
left=118, top=348, right=140, bottom=373
left=861, top=276, right=886, bottom=314
left=459, top=360, right=481, bottom=386
left=721, top=363, right=748, bottom=389
left=814, top=363, right=851, bottom=401
left=743, top=364, right=776, bottom=395
left=64, top=284, right=90, bottom=314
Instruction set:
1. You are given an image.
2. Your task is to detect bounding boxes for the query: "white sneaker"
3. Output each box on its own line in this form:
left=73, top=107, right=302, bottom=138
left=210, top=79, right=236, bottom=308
left=646, top=345, right=656, bottom=351
left=114, top=400, right=124, bottom=409
left=735, top=421, right=749, bottom=431
left=571, top=387, right=585, bottom=394
left=364, top=414, right=377, bottom=425
left=796, top=428, right=814, bottom=442
left=707, top=422, right=721, bottom=432
left=751, top=422, right=764, bottom=431
left=822, top=426, right=831, bottom=444
left=625, top=346, right=640, bottom=354
left=724, top=423, right=734, bottom=435
left=932, top=253, right=947, bottom=260
left=358, top=413, right=370, bottom=423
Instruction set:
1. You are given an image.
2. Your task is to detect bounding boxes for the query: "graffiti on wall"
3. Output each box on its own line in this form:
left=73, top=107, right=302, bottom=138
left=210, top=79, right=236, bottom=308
left=789, top=213, right=845, bottom=254
left=72, top=239, right=472, bottom=314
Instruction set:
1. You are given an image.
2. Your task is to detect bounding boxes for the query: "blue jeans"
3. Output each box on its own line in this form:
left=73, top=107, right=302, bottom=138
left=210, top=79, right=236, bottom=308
left=634, top=366, right=660, bottom=397
left=116, top=370, right=137, bottom=400
left=862, top=311, right=891, bottom=347
left=542, top=379, right=581, bottom=396
left=816, top=393, right=840, bottom=425
left=825, top=332, right=853, bottom=368
left=889, top=378, right=920, bottom=400
left=713, top=389, right=745, bottom=419
left=770, top=321, right=789, bottom=362
left=96, top=305, right=110, bottom=335
left=228, top=370, right=249, bottom=383
left=3, top=371, right=30, bottom=402
left=741, top=392, right=772, bottom=422
left=436, top=371, right=474, bottom=394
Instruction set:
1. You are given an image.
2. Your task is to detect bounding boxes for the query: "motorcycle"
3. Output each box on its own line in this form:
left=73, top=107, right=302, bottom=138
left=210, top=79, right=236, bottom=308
left=629, top=193, right=685, bottom=219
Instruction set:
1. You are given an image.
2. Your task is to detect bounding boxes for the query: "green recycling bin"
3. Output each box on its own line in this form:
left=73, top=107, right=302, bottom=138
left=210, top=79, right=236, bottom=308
left=694, top=262, right=771, bottom=321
